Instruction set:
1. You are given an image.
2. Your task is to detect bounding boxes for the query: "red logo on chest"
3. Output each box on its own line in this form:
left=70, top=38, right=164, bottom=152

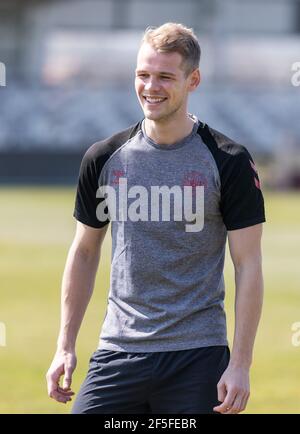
left=112, top=170, right=125, bottom=185
left=183, top=171, right=207, bottom=188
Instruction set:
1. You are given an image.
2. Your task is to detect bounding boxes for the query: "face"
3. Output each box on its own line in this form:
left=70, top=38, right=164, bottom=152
left=135, top=43, right=200, bottom=123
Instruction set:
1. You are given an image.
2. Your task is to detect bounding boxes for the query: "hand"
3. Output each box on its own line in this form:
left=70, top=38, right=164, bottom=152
left=46, top=350, right=77, bottom=404
left=213, top=364, right=250, bottom=414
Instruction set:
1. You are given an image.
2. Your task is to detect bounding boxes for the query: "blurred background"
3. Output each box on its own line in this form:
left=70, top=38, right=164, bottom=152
left=0, top=0, right=299, bottom=414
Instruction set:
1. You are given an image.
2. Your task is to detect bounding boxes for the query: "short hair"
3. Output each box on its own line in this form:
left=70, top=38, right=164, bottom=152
left=141, top=22, right=201, bottom=76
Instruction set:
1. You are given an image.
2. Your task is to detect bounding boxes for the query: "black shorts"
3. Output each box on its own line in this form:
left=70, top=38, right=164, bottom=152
left=71, top=345, right=230, bottom=414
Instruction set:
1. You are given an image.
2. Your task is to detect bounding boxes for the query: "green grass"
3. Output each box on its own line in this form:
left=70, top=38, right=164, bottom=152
left=0, top=187, right=299, bottom=413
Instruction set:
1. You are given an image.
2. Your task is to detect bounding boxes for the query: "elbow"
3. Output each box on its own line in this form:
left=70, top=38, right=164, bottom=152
left=233, top=250, right=263, bottom=274
left=234, top=258, right=264, bottom=297
left=70, top=241, right=100, bottom=265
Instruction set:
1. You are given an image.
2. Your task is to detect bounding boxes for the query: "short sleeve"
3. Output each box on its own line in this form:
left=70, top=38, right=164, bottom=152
left=73, top=148, right=109, bottom=228
left=220, top=148, right=266, bottom=230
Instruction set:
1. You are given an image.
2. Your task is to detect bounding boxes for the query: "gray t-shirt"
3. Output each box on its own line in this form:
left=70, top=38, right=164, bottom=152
left=74, top=118, right=265, bottom=352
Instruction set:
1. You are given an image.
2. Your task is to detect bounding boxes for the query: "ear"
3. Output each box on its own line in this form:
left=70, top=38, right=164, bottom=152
left=188, top=68, right=201, bottom=91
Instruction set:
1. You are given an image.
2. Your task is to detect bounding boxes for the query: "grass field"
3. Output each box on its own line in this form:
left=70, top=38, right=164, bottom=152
left=0, top=187, right=299, bottom=414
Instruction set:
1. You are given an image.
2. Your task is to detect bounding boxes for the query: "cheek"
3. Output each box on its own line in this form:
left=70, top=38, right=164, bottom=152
left=135, top=79, right=144, bottom=95
left=164, top=83, right=180, bottom=96
left=173, top=86, right=186, bottom=100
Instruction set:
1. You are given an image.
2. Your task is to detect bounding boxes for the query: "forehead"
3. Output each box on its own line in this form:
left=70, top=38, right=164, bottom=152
left=136, top=43, right=184, bottom=74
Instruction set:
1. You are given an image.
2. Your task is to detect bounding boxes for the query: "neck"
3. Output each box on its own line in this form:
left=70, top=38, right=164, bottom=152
left=144, top=114, right=195, bottom=146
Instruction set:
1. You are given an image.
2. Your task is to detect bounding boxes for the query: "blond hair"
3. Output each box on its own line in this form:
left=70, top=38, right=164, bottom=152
left=141, top=23, right=201, bottom=76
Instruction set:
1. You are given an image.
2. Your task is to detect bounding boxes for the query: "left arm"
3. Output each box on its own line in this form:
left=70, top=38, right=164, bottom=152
left=213, top=223, right=264, bottom=414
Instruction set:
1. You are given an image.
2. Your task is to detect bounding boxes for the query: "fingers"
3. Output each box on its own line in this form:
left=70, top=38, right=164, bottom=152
left=240, top=392, right=250, bottom=412
left=49, top=388, right=74, bottom=404
left=47, top=382, right=75, bottom=404
left=213, top=365, right=250, bottom=414
left=213, top=388, right=237, bottom=414
left=214, top=389, right=250, bottom=414
left=58, top=386, right=75, bottom=396
left=217, top=381, right=227, bottom=403
left=225, top=390, right=250, bottom=414
left=46, top=366, right=75, bottom=404
left=46, top=368, right=60, bottom=398
left=222, top=394, right=243, bottom=414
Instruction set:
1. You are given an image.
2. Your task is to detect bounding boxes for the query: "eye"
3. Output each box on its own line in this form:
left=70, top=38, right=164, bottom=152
left=161, top=76, right=172, bottom=80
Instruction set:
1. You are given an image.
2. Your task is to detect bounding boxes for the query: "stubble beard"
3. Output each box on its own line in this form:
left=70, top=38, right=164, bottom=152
left=143, top=98, right=185, bottom=124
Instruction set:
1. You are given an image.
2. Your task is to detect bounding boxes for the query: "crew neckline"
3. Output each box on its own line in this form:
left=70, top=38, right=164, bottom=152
left=142, top=114, right=199, bottom=151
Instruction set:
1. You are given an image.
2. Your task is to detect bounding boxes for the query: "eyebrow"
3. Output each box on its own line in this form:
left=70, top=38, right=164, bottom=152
left=135, top=70, right=177, bottom=77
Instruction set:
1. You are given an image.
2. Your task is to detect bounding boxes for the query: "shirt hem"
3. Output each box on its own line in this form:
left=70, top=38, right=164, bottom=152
left=97, top=338, right=229, bottom=353
left=73, top=210, right=109, bottom=229
left=225, top=216, right=266, bottom=231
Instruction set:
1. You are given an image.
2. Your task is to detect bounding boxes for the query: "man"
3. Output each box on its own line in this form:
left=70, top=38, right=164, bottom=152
left=46, top=23, right=265, bottom=414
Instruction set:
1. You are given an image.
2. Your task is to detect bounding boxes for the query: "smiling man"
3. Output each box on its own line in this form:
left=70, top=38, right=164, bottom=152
left=46, top=23, right=265, bottom=414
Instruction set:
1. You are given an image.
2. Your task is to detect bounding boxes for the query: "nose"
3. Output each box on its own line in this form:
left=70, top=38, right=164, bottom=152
left=144, top=76, right=160, bottom=92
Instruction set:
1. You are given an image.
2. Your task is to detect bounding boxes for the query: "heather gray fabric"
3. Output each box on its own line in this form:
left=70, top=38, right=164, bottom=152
left=97, top=118, right=229, bottom=352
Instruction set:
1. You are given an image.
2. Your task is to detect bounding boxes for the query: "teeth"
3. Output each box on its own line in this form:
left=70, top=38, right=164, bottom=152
left=144, top=96, right=165, bottom=103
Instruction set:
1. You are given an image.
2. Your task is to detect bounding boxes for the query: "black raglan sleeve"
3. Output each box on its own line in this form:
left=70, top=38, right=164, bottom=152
left=197, top=124, right=266, bottom=231
left=73, top=123, right=142, bottom=229
left=220, top=146, right=266, bottom=231
left=73, top=144, right=110, bottom=229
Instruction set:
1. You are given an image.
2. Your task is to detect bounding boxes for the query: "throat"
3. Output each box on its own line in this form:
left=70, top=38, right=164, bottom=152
left=144, top=117, right=195, bottom=146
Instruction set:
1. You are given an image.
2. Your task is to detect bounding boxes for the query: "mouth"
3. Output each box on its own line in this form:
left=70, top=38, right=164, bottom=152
left=143, top=95, right=167, bottom=105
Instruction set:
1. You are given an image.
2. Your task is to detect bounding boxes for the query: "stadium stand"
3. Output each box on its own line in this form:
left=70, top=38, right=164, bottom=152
left=0, top=85, right=299, bottom=155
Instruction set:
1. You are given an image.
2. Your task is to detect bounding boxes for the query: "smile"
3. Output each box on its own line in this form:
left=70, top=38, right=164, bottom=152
left=143, top=96, right=167, bottom=104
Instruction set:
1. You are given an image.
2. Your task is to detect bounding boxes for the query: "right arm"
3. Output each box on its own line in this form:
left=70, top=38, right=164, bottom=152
left=46, top=221, right=108, bottom=404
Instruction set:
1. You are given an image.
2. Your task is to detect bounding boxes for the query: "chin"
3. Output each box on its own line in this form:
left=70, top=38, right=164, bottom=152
left=144, top=113, right=159, bottom=121
left=142, top=110, right=157, bottom=120
left=143, top=109, right=166, bottom=122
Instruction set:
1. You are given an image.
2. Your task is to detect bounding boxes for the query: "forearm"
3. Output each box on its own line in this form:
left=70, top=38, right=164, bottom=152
left=57, top=242, right=100, bottom=352
left=230, top=257, right=264, bottom=369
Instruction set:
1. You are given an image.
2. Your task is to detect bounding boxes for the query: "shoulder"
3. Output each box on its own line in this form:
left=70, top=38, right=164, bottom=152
left=198, top=123, right=251, bottom=162
left=197, top=123, right=259, bottom=187
left=198, top=121, right=262, bottom=191
left=197, top=123, right=265, bottom=229
left=81, top=121, right=142, bottom=169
